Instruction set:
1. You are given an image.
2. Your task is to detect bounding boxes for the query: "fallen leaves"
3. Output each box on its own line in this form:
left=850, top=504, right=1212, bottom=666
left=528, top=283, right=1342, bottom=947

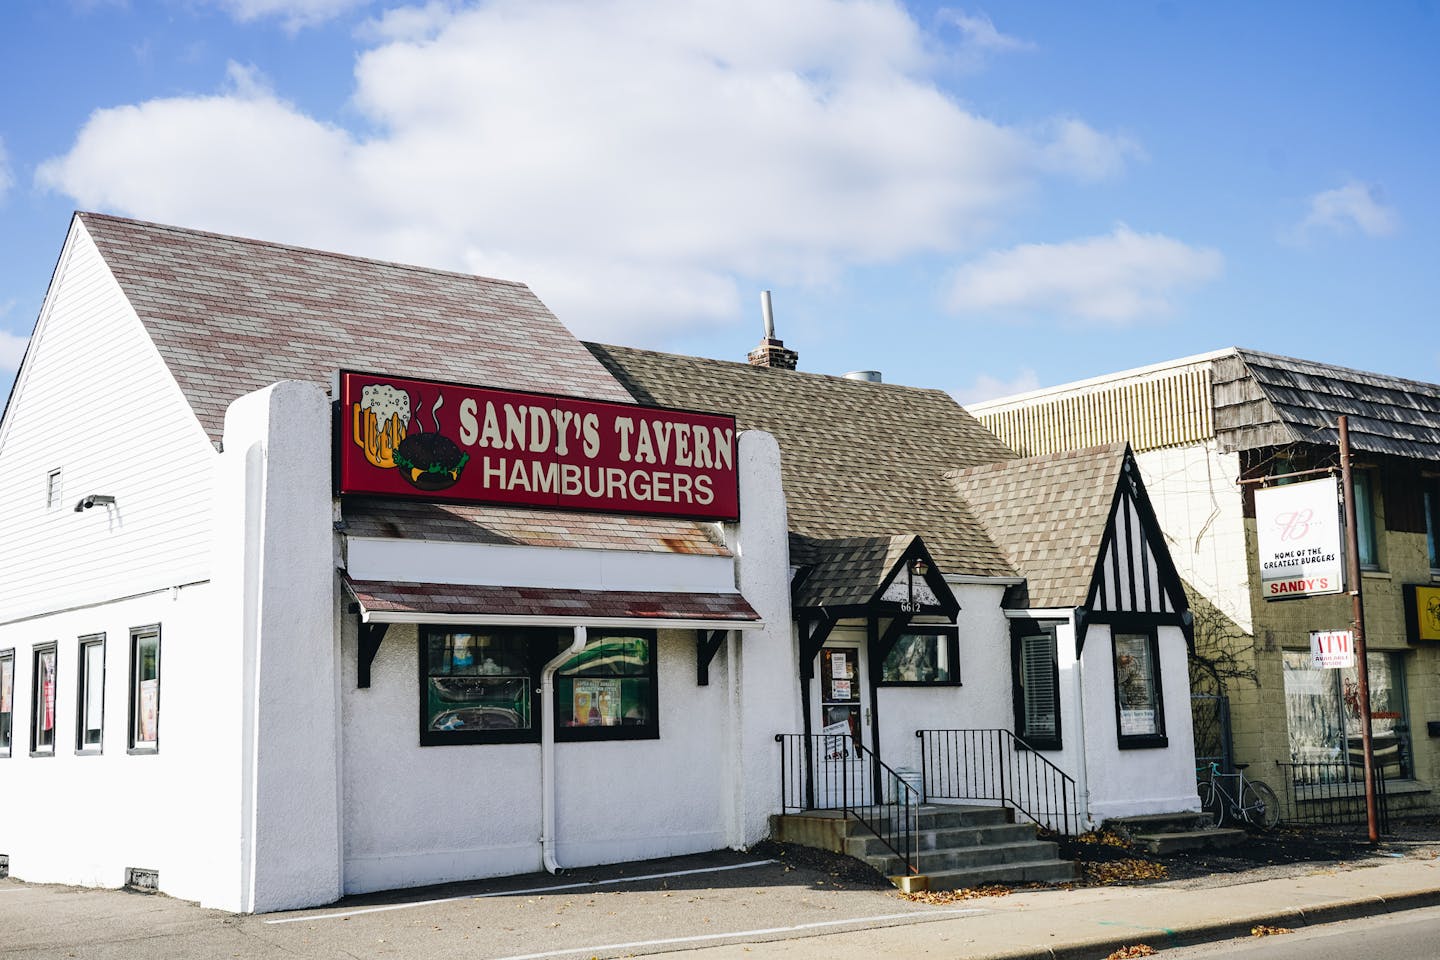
left=1076, top=830, right=1133, bottom=848
left=898, top=884, right=1012, bottom=904
left=1251, top=925, right=1294, bottom=937
left=1081, top=859, right=1169, bottom=884
left=1103, top=946, right=1156, bottom=959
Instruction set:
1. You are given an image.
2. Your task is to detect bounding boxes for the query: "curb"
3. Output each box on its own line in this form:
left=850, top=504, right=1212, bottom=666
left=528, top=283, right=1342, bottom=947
left=971, top=886, right=1440, bottom=960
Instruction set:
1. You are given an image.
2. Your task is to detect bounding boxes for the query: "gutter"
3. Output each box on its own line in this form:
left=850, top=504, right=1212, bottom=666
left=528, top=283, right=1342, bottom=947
left=541, top=626, right=589, bottom=874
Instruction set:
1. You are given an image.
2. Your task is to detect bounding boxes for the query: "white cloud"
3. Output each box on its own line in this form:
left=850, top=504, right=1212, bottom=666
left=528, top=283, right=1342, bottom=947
left=938, top=9, right=1036, bottom=56
left=1294, top=180, right=1398, bottom=240
left=38, top=0, right=1140, bottom=342
left=207, top=0, right=374, bottom=29
left=0, top=138, right=13, bottom=202
left=946, top=225, right=1223, bottom=324
left=953, top=368, right=1040, bottom=406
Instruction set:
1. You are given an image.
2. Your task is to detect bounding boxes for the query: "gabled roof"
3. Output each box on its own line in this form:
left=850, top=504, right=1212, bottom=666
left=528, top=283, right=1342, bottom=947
left=585, top=343, right=1018, bottom=578
left=790, top=534, right=957, bottom=619
left=1214, top=348, right=1440, bottom=462
left=77, top=212, right=633, bottom=443
left=947, top=444, right=1126, bottom=608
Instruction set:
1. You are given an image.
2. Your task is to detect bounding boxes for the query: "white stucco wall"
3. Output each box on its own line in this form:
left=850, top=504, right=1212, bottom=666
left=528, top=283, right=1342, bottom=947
left=1135, top=444, right=1252, bottom=633
left=1079, top=623, right=1201, bottom=821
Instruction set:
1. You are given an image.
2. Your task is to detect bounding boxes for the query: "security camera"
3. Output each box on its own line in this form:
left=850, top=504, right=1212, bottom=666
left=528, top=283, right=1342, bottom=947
left=74, top=494, right=116, bottom=512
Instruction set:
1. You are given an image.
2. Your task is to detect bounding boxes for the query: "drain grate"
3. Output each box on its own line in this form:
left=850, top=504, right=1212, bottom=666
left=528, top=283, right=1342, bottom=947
left=125, top=867, right=159, bottom=892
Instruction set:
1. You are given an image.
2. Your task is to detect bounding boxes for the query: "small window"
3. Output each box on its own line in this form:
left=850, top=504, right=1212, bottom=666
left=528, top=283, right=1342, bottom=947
left=0, top=649, right=14, bottom=757
left=128, top=628, right=160, bottom=752
left=1114, top=630, right=1167, bottom=748
left=554, top=630, right=658, bottom=741
left=1424, top=480, right=1439, bottom=572
left=421, top=627, right=555, bottom=746
left=46, top=468, right=62, bottom=510
left=1012, top=621, right=1061, bottom=750
left=1353, top=471, right=1379, bottom=569
left=76, top=635, right=105, bottom=753
left=879, top=628, right=960, bottom=684
left=32, top=643, right=58, bottom=756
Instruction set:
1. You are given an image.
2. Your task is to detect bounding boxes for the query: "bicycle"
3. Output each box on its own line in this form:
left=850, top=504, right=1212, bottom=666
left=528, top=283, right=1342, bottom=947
left=1196, top=761, right=1280, bottom=830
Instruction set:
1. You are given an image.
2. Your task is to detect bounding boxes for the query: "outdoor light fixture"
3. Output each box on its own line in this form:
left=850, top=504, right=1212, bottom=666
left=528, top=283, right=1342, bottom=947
left=911, top=558, right=929, bottom=577
left=74, top=494, right=116, bottom=512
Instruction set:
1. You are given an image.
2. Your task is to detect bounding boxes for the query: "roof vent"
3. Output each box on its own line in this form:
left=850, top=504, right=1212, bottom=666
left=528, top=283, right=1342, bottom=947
left=844, top=370, right=882, bottom=383
left=747, top=290, right=798, bottom=370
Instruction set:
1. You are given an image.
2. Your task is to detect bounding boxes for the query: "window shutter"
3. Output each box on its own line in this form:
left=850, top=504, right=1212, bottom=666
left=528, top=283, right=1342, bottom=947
left=1021, top=634, right=1057, bottom=738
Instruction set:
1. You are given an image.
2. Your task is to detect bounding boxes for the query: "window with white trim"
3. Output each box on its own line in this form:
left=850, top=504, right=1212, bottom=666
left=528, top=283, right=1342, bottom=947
left=77, top=635, right=105, bottom=753
left=32, top=643, right=57, bottom=756
left=46, top=468, right=62, bottom=510
left=129, top=628, right=160, bottom=752
left=0, top=649, right=14, bottom=757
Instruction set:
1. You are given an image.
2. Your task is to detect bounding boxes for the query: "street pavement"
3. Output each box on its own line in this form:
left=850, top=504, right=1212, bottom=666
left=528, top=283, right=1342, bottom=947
left=2, top=847, right=1438, bottom=959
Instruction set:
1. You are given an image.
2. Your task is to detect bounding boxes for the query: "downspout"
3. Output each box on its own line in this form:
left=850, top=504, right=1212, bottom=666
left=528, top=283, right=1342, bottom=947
left=541, top=625, right=588, bottom=874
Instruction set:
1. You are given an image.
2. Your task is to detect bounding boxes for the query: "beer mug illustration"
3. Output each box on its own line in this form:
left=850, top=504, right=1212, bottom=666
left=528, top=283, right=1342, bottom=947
left=353, top=383, right=412, bottom=469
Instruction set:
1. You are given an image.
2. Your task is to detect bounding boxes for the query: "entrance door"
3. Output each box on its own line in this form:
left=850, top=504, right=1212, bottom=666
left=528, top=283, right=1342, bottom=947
left=814, top=643, right=872, bottom=806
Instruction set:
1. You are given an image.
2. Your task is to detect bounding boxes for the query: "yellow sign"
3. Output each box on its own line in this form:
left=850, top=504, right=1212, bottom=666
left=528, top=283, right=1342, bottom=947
left=1406, top=584, right=1440, bottom=643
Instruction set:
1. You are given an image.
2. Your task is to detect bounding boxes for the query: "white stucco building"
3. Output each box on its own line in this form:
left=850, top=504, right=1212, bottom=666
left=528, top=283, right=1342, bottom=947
left=1, top=214, right=1201, bottom=912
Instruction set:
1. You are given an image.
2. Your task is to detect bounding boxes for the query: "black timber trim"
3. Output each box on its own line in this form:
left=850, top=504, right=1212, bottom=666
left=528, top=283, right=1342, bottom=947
left=1082, top=446, right=1189, bottom=621
left=697, top=629, right=727, bottom=686
left=1077, top=609, right=1192, bottom=655
left=793, top=537, right=961, bottom=622
left=358, top=622, right=390, bottom=689
left=798, top=615, right=837, bottom=682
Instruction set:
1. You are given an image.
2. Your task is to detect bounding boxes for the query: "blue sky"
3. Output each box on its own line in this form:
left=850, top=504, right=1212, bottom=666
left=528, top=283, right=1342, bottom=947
left=2, top=1, right=1437, bottom=406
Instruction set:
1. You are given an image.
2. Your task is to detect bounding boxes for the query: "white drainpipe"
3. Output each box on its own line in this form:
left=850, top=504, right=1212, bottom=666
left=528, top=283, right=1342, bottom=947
left=541, top=625, right=588, bottom=873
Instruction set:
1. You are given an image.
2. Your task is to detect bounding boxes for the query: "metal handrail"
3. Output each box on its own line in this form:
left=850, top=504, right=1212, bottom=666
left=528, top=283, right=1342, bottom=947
left=775, top=733, right=922, bottom=875
left=917, top=728, right=1081, bottom=836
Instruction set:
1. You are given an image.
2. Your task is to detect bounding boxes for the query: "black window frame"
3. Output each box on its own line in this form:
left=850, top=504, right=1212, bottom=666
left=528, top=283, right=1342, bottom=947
left=0, top=647, right=14, bottom=758
left=1352, top=469, right=1381, bottom=570
left=419, top=626, right=558, bottom=746
left=553, top=629, right=660, bottom=742
left=127, top=626, right=161, bottom=755
left=75, top=633, right=106, bottom=755
left=1010, top=619, right=1062, bottom=751
left=1424, top=476, right=1440, bottom=572
left=1112, top=627, right=1168, bottom=749
left=31, top=642, right=58, bottom=757
left=876, top=626, right=961, bottom=687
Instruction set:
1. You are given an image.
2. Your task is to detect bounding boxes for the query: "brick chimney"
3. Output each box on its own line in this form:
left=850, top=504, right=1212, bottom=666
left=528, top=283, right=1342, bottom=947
left=747, top=291, right=798, bottom=369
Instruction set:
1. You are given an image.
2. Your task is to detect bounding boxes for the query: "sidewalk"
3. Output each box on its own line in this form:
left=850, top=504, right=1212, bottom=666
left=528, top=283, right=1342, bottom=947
left=643, top=855, right=1440, bottom=960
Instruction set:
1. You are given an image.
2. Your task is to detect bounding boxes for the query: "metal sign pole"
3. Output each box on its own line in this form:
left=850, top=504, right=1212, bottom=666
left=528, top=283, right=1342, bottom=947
left=1338, top=415, right=1380, bottom=843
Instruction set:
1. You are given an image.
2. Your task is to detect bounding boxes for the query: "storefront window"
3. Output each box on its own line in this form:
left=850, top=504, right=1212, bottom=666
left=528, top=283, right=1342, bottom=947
left=879, top=628, right=959, bottom=684
left=77, top=635, right=105, bottom=753
left=1113, top=631, right=1166, bottom=747
left=554, top=631, right=658, bottom=741
left=129, top=628, right=160, bottom=752
left=1424, top=481, right=1439, bottom=570
left=32, top=643, right=57, bottom=756
left=1283, top=650, right=1410, bottom=781
left=1, top=649, right=14, bottom=757
left=422, top=628, right=549, bottom=745
left=1353, top=471, right=1379, bottom=569
left=1012, top=621, right=1061, bottom=750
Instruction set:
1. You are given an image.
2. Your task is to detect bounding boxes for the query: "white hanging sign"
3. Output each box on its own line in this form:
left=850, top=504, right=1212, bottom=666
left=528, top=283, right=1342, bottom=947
left=1255, top=477, right=1345, bottom=600
left=1309, top=630, right=1355, bottom=669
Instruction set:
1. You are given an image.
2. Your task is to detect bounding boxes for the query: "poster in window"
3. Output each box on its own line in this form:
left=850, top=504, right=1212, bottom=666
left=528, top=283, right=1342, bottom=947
left=139, top=677, right=158, bottom=743
left=820, top=718, right=853, bottom=759
left=41, top=651, right=56, bottom=732
left=573, top=678, right=621, bottom=726
left=831, top=679, right=852, bottom=700
left=1120, top=708, right=1157, bottom=737
left=0, top=656, right=10, bottom=713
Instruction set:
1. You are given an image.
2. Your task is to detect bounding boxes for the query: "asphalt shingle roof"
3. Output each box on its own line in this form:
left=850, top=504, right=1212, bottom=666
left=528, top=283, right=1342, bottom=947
left=946, top=444, right=1126, bottom=608
left=791, top=535, right=915, bottom=609
left=585, top=343, right=1018, bottom=578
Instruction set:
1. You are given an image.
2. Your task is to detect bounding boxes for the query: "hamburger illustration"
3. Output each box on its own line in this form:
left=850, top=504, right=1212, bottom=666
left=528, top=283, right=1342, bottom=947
left=393, top=431, right=469, bottom=491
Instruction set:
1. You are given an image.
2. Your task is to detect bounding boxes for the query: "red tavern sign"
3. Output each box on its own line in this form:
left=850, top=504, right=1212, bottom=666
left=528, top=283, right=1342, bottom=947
left=337, top=371, right=739, bottom=521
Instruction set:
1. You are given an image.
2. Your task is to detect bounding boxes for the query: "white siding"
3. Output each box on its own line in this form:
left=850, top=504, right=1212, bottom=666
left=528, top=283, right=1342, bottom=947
left=0, top=222, right=215, bottom=623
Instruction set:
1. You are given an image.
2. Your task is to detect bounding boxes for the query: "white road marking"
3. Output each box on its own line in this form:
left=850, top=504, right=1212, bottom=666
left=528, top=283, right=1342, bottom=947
left=489, top=908, right=990, bottom=960
left=264, top=859, right=779, bottom=924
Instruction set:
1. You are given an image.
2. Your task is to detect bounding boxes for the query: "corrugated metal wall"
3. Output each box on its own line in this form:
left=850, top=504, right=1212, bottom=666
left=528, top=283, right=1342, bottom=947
left=974, top=365, right=1216, bottom=457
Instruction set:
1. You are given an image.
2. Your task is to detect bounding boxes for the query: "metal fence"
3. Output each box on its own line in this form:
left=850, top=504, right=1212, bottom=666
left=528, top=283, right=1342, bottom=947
left=1274, top=761, right=1391, bottom=832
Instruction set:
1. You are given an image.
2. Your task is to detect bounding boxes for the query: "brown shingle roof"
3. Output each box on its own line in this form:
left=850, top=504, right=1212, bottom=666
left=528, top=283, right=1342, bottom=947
left=343, top=497, right=730, bottom=556
left=78, top=212, right=633, bottom=443
left=585, top=343, right=1017, bottom=578
left=345, top=577, right=759, bottom=622
left=947, top=444, right=1126, bottom=607
left=792, top=535, right=914, bottom=609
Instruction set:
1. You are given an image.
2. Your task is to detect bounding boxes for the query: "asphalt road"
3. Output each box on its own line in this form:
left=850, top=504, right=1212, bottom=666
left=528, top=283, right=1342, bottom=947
left=1164, top=903, right=1440, bottom=960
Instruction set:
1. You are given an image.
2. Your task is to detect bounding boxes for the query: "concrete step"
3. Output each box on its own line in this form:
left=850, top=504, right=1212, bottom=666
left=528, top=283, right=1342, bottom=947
left=863, top=839, right=1061, bottom=878
left=1132, top=828, right=1248, bottom=855
left=909, top=804, right=1013, bottom=830
left=1103, top=812, right=1212, bottom=839
left=922, top=858, right=1080, bottom=890
left=844, top=821, right=1040, bottom=858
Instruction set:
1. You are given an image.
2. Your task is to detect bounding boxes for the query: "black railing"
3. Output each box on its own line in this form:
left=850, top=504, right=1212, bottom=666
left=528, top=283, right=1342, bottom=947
left=1275, top=761, right=1391, bottom=832
left=775, top=733, right=921, bottom=875
left=917, top=728, right=1082, bottom=836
